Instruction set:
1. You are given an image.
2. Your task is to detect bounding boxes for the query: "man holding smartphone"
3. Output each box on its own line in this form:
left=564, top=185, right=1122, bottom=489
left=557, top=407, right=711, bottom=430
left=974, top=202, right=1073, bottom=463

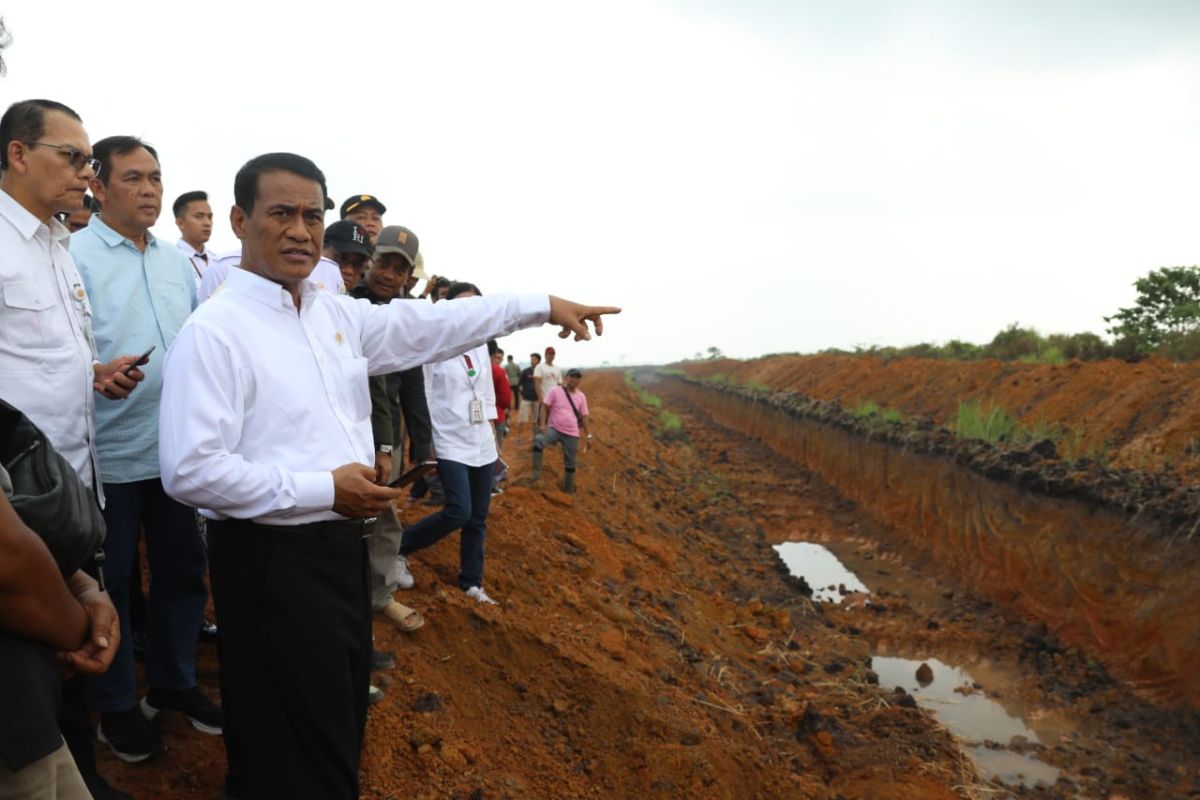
left=73, top=136, right=220, bottom=764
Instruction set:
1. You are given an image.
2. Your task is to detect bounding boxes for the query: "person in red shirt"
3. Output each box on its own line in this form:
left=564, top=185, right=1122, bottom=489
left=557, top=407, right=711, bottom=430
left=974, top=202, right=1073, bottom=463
left=488, top=341, right=513, bottom=450
left=488, top=341, right=513, bottom=494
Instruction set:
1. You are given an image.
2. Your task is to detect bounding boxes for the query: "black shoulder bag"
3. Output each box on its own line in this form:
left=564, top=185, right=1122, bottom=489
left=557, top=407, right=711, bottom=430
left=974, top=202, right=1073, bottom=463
left=0, top=398, right=106, bottom=578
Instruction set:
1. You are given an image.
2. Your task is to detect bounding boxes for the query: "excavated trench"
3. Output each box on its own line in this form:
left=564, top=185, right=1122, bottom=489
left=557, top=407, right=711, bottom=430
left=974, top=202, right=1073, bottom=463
left=660, top=376, right=1200, bottom=710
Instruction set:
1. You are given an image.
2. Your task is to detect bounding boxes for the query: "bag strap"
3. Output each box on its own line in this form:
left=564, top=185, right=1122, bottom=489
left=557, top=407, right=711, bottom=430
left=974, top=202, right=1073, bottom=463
left=562, top=387, right=583, bottom=424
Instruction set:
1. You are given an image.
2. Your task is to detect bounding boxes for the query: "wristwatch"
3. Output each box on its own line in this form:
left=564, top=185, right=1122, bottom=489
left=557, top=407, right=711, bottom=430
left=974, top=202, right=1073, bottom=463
left=378, top=445, right=393, bottom=454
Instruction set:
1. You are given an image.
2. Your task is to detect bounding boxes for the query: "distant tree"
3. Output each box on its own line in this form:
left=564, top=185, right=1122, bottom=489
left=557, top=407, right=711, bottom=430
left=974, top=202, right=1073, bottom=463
left=705, top=346, right=723, bottom=360
left=1105, top=266, right=1200, bottom=353
left=984, top=324, right=1041, bottom=361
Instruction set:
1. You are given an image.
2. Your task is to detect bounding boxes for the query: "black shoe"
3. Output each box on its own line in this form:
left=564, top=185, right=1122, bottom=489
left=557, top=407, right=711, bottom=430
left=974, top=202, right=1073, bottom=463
left=198, top=617, right=219, bottom=642
left=371, top=648, right=396, bottom=671
left=84, top=773, right=134, bottom=800
left=141, top=687, right=223, bottom=735
left=97, top=707, right=165, bottom=763
left=368, top=685, right=385, bottom=705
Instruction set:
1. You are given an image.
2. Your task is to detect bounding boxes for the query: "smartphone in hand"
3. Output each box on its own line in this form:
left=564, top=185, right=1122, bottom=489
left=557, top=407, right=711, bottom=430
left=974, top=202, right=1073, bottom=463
left=388, top=462, right=436, bottom=489
left=123, top=346, right=156, bottom=376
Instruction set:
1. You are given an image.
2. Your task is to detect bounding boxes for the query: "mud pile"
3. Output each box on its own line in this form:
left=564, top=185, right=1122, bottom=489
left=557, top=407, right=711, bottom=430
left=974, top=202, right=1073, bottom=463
left=99, top=372, right=969, bottom=800
left=683, top=354, right=1200, bottom=481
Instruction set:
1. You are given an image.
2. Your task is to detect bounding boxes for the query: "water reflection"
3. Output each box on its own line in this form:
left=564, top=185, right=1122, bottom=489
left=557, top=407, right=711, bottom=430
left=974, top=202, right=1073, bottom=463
left=871, top=656, right=1062, bottom=787
left=773, top=542, right=870, bottom=603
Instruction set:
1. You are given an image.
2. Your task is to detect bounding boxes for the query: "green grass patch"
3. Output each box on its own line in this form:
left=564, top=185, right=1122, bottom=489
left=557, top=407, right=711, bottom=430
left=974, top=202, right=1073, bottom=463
left=848, top=400, right=882, bottom=419
left=659, top=410, right=683, bottom=432
left=955, top=400, right=1018, bottom=443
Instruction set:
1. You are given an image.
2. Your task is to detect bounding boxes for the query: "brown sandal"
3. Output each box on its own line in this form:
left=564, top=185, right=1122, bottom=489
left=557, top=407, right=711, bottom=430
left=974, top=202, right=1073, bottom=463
left=379, top=600, right=425, bottom=632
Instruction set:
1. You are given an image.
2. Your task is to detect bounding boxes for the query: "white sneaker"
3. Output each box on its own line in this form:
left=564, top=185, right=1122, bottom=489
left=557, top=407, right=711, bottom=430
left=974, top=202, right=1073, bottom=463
left=465, top=586, right=498, bottom=606
left=395, top=554, right=414, bottom=590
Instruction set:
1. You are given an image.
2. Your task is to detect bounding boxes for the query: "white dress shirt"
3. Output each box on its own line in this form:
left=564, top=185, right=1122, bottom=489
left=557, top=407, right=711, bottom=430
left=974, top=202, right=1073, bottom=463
left=423, top=343, right=498, bottom=467
left=0, top=188, right=102, bottom=489
left=176, top=239, right=219, bottom=294
left=159, top=268, right=549, bottom=524
left=197, top=251, right=344, bottom=303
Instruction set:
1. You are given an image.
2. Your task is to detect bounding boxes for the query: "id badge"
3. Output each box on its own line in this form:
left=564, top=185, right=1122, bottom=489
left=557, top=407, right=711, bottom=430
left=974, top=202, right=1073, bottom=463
left=469, top=397, right=484, bottom=424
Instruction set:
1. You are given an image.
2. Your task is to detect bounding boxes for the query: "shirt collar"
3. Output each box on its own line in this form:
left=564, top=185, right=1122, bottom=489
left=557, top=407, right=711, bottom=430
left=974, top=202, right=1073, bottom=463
left=89, top=214, right=158, bottom=250
left=0, top=186, right=70, bottom=244
left=177, top=239, right=212, bottom=258
left=227, top=265, right=321, bottom=311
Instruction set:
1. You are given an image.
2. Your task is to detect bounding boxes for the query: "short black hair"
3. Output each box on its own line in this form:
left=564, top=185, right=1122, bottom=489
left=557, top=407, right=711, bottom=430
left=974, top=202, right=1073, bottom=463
left=0, top=99, right=82, bottom=170
left=92, top=135, right=159, bottom=187
left=446, top=281, right=482, bottom=300
left=83, top=194, right=99, bottom=213
left=487, top=340, right=501, bottom=356
left=234, top=152, right=327, bottom=215
left=172, top=190, right=208, bottom=219
left=530, top=353, right=541, bottom=363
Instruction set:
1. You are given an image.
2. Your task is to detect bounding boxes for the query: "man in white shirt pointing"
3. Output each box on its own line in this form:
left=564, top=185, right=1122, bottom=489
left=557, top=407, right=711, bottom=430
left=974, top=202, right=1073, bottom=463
left=158, top=152, right=619, bottom=800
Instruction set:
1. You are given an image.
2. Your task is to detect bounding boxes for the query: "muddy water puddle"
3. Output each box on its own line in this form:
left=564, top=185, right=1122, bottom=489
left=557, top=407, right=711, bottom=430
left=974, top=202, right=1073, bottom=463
left=872, top=655, right=1063, bottom=787
left=772, top=541, right=869, bottom=602
left=776, top=540, right=1067, bottom=789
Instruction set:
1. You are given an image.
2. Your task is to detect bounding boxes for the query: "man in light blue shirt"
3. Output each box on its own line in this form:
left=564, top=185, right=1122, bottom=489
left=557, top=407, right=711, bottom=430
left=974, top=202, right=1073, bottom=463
left=72, top=135, right=220, bottom=765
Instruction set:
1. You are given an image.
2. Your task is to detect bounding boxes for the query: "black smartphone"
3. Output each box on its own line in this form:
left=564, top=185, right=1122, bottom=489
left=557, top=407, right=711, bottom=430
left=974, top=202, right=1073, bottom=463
left=123, top=345, right=156, bottom=375
left=387, top=462, right=436, bottom=489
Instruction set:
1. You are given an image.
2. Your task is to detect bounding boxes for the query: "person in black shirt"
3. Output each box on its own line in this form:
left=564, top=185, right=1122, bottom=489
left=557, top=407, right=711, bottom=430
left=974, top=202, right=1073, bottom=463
left=348, top=226, right=429, bottom=635
left=515, top=353, right=541, bottom=438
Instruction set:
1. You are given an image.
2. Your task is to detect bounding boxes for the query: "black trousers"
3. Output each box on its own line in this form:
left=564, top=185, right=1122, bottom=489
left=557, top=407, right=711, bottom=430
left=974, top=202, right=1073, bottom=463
left=207, top=518, right=371, bottom=800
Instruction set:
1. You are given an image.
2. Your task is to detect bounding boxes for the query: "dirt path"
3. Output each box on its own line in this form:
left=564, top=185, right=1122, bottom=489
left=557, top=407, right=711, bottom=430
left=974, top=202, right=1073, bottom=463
left=651, top=374, right=1200, bottom=800
left=100, top=371, right=978, bottom=799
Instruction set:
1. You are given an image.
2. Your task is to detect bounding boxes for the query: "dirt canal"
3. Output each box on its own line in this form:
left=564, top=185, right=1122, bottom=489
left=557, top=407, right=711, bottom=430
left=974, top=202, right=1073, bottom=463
left=647, top=370, right=1200, bottom=799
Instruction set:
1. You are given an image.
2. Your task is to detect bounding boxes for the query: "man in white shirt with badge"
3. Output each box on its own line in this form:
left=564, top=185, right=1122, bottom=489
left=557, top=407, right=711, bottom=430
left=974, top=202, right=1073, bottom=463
left=173, top=190, right=217, bottom=293
left=158, top=152, right=619, bottom=800
left=0, top=97, right=136, bottom=800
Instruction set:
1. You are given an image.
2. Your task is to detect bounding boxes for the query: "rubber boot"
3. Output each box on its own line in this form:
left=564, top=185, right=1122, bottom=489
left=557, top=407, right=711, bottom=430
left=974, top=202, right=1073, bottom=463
left=531, top=449, right=543, bottom=481
left=563, top=471, right=576, bottom=494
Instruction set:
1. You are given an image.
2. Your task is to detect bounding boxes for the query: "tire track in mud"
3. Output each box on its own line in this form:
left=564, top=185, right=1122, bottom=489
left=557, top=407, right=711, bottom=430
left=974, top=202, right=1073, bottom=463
left=651, top=375, right=1200, bottom=800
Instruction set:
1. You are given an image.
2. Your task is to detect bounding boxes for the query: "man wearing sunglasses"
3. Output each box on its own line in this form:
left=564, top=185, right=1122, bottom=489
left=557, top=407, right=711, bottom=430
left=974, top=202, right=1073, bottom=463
left=0, top=98, right=136, bottom=800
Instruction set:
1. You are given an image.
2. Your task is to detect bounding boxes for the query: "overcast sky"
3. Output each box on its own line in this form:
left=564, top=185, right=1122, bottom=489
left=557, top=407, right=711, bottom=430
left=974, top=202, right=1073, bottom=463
left=5, top=1, right=1199, bottom=366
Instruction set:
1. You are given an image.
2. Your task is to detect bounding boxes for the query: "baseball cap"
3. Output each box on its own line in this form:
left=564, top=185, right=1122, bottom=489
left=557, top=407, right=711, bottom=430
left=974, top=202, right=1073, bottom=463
left=374, top=225, right=419, bottom=267
left=545, top=346, right=556, bottom=356
left=323, top=220, right=374, bottom=257
left=412, top=251, right=428, bottom=280
left=340, top=194, right=387, bottom=218
left=566, top=368, right=583, bottom=378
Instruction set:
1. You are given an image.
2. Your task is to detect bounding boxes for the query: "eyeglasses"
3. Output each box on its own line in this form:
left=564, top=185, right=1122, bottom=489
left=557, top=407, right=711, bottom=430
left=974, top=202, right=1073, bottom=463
left=23, top=141, right=102, bottom=176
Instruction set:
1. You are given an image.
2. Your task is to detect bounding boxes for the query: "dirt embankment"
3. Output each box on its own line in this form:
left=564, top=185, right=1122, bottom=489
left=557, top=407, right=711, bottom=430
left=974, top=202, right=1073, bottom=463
left=682, top=354, right=1200, bottom=481
left=670, top=355, right=1200, bottom=709
left=99, top=372, right=969, bottom=800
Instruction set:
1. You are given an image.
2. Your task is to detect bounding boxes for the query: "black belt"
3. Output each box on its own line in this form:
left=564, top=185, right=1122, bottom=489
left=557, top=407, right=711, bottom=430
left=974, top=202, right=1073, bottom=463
left=209, top=518, right=371, bottom=538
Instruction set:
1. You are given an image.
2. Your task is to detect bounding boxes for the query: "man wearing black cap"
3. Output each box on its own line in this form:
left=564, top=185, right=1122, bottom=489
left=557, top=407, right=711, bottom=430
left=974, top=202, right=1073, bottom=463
left=350, top=226, right=433, bottom=632
left=340, top=194, right=385, bottom=244
left=322, top=220, right=373, bottom=293
left=531, top=368, right=590, bottom=493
